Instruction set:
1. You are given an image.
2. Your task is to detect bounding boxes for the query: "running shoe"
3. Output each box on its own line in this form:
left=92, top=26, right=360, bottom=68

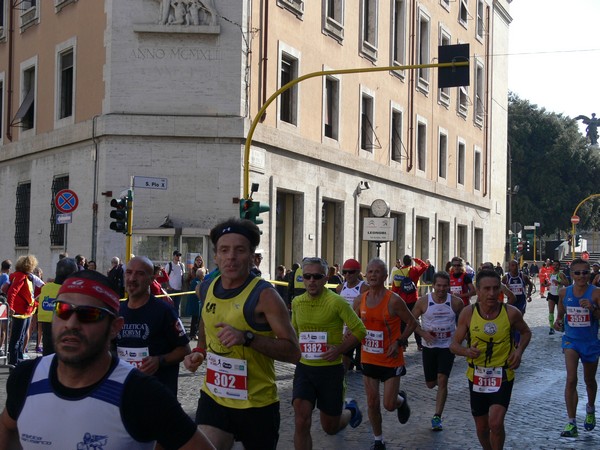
left=370, top=440, right=386, bottom=450
left=431, top=415, right=443, bottom=431
left=585, top=412, right=596, bottom=431
left=560, top=423, right=578, bottom=438
left=397, top=390, right=411, bottom=424
left=35, top=346, right=43, bottom=353
left=345, top=399, right=363, bottom=428
left=549, top=328, right=555, bottom=335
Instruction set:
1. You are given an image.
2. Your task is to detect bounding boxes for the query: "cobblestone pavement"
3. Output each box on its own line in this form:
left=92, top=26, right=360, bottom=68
left=2, top=285, right=600, bottom=449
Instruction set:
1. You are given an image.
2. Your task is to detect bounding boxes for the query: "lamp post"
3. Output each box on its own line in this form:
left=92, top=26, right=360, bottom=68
left=506, top=143, right=519, bottom=261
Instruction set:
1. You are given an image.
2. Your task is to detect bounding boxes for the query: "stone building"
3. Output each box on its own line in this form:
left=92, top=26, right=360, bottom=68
left=0, top=0, right=512, bottom=278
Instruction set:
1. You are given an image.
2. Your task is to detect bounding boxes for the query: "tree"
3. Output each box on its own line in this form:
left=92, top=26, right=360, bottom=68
left=508, top=93, right=600, bottom=235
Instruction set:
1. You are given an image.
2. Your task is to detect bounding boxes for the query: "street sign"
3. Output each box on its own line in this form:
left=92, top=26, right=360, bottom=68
left=133, top=176, right=168, bottom=190
left=55, top=189, right=79, bottom=214
left=524, top=226, right=536, bottom=230
left=362, top=217, right=396, bottom=242
left=571, top=215, right=580, bottom=224
left=56, top=213, right=72, bottom=225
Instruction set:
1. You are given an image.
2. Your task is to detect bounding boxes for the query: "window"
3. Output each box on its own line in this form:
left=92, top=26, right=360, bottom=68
left=277, top=0, right=304, bottom=17
left=459, top=0, right=468, bottom=27
left=55, top=0, right=78, bottom=13
left=416, top=120, right=427, bottom=172
left=15, top=182, right=31, bottom=247
left=360, top=92, right=374, bottom=151
left=324, top=76, right=339, bottom=140
left=474, top=62, right=484, bottom=124
left=360, top=0, right=378, bottom=61
left=438, top=130, right=448, bottom=179
left=15, top=65, right=36, bottom=130
left=438, top=27, right=451, bottom=105
left=324, top=0, right=344, bottom=40
left=0, top=77, right=4, bottom=140
left=279, top=52, right=298, bottom=125
left=20, top=0, right=39, bottom=31
left=458, top=86, right=469, bottom=118
left=58, top=48, right=74, bottom=120
left=0, top=0, right=6, bottom=38
left=391, top=0, right=406, bottom=69
left=457, top=140, right=466, bottom=185
left=391, top=108, right=403, bottom=163
left=440, top=0, right=450, bottom=10
left=476, top=0, right=485, bottom=39
left=51, top=176, right=69, bottom=246
left=474, top=148, right=481, bottom=191
left=417, top=10, right=430, bottom=91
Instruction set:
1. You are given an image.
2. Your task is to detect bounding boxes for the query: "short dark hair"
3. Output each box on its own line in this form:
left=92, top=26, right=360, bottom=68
left=432, top=271, right=450, bottom=285
left=55, top=258, right=79, bottom=285
left=403, top=255, right=412, bottom=266
left=475, top=269, right=500, bottom=286
left=210, top=218, right=261, bottom=251
left=571, top=258, right=590, bottom=269
left=1, top=260, right=11, bottom=271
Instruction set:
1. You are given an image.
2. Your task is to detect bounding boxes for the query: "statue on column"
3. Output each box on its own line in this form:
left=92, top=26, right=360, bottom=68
left=575, top=113, right=600, bottom=146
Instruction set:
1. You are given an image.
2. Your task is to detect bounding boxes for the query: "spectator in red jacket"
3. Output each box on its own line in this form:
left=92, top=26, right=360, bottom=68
left=6, top=255, right=38, bottom=365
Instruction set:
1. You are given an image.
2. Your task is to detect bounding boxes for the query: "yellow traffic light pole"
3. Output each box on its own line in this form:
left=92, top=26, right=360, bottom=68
left=242, top=60, right=469, bottom=198
left=570, top=193, right=600, bottom=259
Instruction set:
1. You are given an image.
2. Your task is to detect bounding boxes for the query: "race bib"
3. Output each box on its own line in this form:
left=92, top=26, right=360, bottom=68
left=566, top=306, right=591, bottom=327
left=117, top=346, right=150, bottom=369
left=205, top=353, right=248, bottom=400
left=299, top=332, right=328, bottom=360
left=472, top=366, right=502, bottom=393
left=450, top=285, right=462, bottom=296
left=431, top=326, right=453, bottom=341
left=509, top=284, right=523, bottom=296
left=362, top=329, right=384, bottom=354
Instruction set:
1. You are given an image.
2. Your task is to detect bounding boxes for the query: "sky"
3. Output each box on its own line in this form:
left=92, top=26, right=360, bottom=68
left=508, top=0, right=600, bottom=131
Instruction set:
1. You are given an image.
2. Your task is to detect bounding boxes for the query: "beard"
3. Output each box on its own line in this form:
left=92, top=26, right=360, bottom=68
left=53, top=323, right=111, bottom=368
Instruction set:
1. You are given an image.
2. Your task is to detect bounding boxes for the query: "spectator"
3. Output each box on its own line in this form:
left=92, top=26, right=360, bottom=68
left=107, top=256, right=125, bottom=298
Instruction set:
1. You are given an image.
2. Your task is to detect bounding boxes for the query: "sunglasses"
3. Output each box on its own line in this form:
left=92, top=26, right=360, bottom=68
left=572, top=270, right=590, bottom=276
left=54, top=301, right=116, bottom=323
left=342, top=270, right=357, bottom=275
left=302, top=273, right=325, bottom=281
left=452, top=264, right=462, bottom=267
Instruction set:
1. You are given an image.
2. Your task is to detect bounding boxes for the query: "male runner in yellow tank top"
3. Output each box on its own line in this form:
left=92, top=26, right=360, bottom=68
left=184, top=218, right=300, bottom=450
left=450, top=269, right=531, bottom=450
left=292, top=257, right=367, bottom=450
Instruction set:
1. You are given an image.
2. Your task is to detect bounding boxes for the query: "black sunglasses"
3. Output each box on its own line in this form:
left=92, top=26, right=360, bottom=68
left=342, top=270, right=357, bottom=275
left=572, top=270, right=590, bottom=276
left=303, top=273, right=325, bottom=281
left=54, top=301, right=116, bottom=323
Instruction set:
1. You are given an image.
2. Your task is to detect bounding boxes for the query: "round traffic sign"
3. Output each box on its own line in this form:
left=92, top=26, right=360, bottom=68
left=571, top=215, right=580, bottom=224
left=55, top=189, right=79, bottom=214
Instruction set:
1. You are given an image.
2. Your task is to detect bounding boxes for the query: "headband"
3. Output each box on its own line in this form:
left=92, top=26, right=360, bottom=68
left=57, top=277, right=121, bottom=312
left=215, top=224, right=257, bottom=247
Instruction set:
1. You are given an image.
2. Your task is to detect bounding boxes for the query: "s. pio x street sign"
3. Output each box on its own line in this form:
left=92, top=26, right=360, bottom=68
left=55, top=189, right=79, bottom=214
left=133, top=176, right=168, bottom=190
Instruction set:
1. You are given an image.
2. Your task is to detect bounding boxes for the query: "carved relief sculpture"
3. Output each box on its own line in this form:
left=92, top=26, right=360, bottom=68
left=157, top=0, right=218, bottom=26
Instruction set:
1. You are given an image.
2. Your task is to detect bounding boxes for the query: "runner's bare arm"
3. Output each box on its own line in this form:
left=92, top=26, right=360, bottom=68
left=450, top=306, right=479, bottom=358
left=0, top=409, right=18, bottom=450
left=507, top=305, right=531, bottom=369
left=184, top=318, right=206, bottom=372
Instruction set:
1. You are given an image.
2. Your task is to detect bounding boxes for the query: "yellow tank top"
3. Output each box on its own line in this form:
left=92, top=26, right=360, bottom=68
left=466, top=303, right=514, bottom=382
left=201, top=276, right=278, bottom=409
left=37, top=283, right=60, bottom=323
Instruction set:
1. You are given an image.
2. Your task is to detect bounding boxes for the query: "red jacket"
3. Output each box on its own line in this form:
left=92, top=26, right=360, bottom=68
left=391, top=258, right=428, bottom=304
left=6, top=271, right=36, bottom=316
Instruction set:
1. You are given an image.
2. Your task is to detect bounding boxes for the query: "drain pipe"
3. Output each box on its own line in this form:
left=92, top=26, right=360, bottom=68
left=90, top=115, right=100, bottom=261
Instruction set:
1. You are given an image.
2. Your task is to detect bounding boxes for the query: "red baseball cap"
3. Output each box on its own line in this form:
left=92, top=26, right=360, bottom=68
left=342, top=259, right=361, bottom=271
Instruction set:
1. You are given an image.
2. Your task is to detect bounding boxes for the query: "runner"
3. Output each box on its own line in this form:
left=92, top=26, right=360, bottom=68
left=546, top=260, right=569, bottom=335
left=450, top=269, right=531, bottom=450
left=354, top=258, right=420, bottom=450
left=448, top=257, right=476, bottom=306
left=183, top=218, right=300, bottom=450
left=411, top=271, right=464, bottom=431
left=292, top=257, right=366, bottom=450
left=554, top=258, right=600, bottom=438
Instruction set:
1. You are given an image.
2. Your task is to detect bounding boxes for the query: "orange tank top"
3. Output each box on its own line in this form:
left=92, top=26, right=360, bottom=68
left=359, top=290, right=404, bottom=368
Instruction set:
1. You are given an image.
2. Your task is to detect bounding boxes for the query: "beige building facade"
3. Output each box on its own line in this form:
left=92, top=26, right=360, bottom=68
left=0, top=0, right=512, bottom=278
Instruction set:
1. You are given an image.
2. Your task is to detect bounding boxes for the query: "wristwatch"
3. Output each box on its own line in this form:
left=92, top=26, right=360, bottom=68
left=243, top=331, right=255, bottom=347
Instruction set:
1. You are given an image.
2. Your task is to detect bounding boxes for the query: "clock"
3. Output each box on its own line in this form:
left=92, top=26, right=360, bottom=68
left=370, top=199, right=390, bottom=217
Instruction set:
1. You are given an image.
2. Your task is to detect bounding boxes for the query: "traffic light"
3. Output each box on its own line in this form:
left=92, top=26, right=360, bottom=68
left=575, top=234, right=582, bottom=247
left=110, top=196, right=128, bottom=233
left=239, top=199, right=270, bottom=225
left=510, top=235, right=519, bottom=253
left=525, top=240, right=531, bottom=252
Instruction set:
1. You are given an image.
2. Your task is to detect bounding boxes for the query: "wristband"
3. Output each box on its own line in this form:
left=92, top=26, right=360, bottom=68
left=192, top=347, right=207, bottom=358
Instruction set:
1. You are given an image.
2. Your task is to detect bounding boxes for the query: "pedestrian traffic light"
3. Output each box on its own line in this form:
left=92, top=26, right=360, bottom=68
left=575, top=234, right=582, bottom=247
left=525, top=240, right=531, bottom=252
left=110, top=196, right=128, bottom=233
left=239, top=198, right=270, bottom=225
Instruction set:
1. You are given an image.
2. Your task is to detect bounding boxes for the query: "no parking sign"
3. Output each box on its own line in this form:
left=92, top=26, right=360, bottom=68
left=55, top=189, right=79, bottom=214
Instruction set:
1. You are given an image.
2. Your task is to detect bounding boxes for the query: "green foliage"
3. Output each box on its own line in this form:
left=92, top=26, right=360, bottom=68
left=508, top=93, right=600, bottom=234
